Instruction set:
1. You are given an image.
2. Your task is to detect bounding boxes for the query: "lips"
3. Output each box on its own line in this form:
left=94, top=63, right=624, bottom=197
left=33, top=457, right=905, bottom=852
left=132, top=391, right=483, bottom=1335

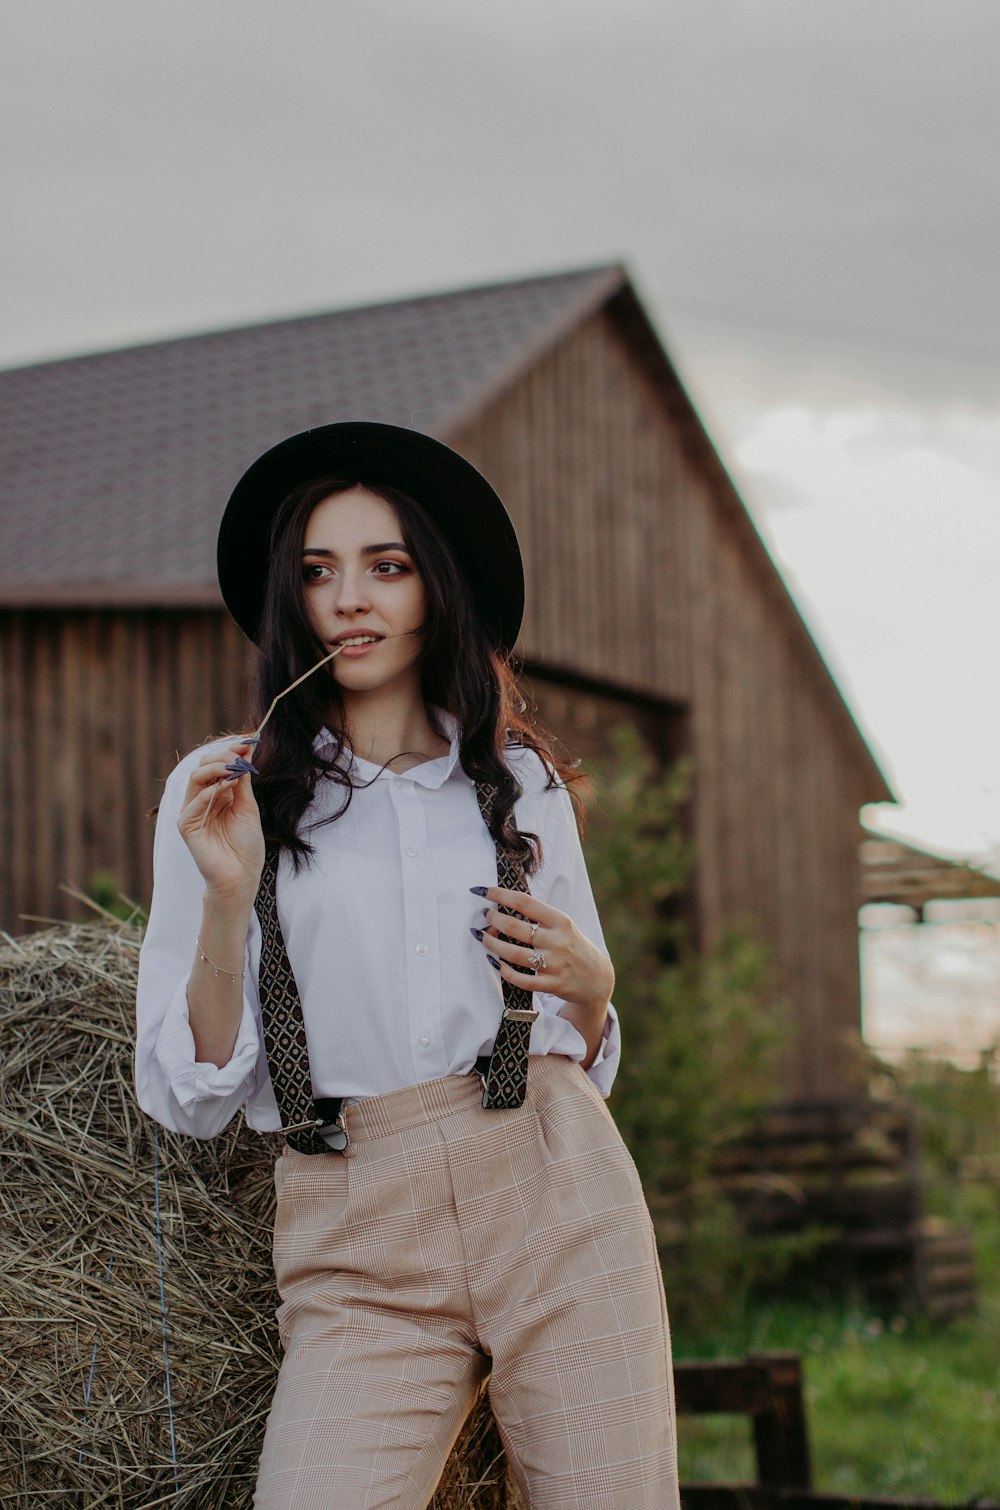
left=333, top=633, right=384, bottom=659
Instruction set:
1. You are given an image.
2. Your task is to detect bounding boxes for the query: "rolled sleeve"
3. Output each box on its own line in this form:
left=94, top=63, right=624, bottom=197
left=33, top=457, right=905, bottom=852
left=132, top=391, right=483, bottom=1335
left=153, top=976, right=261, bottom=1110
left=135, top=745, right=266, bottom=1139
left=575, top=1000, right=621, bottom=1097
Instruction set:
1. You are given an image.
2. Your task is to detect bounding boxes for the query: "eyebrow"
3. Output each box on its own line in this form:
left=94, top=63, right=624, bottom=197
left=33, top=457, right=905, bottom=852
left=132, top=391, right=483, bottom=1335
left=302, top=541, right=408, bottom=558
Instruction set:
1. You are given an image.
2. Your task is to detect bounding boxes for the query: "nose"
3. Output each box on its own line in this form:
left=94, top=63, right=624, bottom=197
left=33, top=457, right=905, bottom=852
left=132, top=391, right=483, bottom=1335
left=332, top=567, right=371, bottom=617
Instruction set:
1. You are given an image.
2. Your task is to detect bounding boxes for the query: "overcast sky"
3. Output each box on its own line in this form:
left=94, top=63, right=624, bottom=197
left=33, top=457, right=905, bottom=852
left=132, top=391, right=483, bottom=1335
left=4, top=0, right=1000, bottom=877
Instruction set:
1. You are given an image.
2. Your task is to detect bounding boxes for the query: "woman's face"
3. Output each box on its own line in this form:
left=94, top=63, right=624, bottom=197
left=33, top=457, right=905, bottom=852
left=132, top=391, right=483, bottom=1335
left=302, top=487, right=428, bottom=701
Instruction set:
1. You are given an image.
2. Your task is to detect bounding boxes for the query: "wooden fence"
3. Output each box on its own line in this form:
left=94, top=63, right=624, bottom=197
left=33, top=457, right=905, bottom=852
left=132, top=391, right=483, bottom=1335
left=709, top=1099, right=977, bottom=1318
left=675, top=1351, right=989, bottom=1510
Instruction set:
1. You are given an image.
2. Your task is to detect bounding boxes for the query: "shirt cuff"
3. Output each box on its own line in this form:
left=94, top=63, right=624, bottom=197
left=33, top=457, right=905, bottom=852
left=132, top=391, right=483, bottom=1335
left=153, top=976, right=261, bottom=1109
left=582, top=1002, right=620, bottom=1097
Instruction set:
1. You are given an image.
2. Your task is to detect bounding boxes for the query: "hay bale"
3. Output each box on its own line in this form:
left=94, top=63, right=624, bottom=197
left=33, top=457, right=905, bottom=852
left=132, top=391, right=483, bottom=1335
left=0, top=922, right=516, bottom=1508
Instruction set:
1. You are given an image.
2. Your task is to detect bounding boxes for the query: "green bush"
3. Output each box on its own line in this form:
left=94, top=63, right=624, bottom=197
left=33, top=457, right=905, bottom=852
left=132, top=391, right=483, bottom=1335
left=582, top=727, right=790, bottom=1330
left=85, top=870, right=146, bottom=925
left=875, top=1044, right=1000, bottom=1213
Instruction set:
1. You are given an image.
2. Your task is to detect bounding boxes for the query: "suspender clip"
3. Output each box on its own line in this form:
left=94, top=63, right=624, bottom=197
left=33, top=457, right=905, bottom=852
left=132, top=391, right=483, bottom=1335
left=281, top=1116, right=324, bottom=1135
left=316, top=1114, right=349, bottom=1152
left=313, top=1097, right=349, bottom=1152
left=281, top=1102, right=349, bottom=1153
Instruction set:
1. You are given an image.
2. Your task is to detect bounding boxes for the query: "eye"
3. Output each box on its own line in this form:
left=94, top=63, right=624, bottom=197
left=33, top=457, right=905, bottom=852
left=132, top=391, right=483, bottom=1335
left=302, top=561, right=333, bottom=582
left=372, top=560, right=408, bottom=577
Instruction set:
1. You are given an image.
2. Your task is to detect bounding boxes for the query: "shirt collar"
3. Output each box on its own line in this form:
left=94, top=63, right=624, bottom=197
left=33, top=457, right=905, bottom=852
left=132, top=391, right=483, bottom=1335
left=312, top=708, right=462, bottom=791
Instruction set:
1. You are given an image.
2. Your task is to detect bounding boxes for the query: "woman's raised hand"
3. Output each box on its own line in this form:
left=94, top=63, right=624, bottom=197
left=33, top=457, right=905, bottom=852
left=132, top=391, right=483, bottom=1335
left=472, top=886, right=615, bottom=1069
left=473, top=887, right=615, bottom=1013
left=177, top=738, right=266, bottom=902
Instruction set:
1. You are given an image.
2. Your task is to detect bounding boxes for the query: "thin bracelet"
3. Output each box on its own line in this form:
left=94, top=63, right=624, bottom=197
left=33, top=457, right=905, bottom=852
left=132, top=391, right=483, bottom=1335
left=196, top=937, right=245, bottom=983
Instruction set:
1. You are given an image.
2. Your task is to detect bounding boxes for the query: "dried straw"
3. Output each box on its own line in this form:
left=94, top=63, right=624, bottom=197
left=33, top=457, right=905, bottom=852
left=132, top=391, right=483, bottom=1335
left=198, top=643, right=343, bottom=830
left=0, top=922, right=519, bottom=1508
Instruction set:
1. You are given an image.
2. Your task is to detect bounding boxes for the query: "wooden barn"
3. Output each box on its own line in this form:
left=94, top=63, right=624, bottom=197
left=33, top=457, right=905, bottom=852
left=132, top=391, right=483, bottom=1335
left=0, top=264, right=893, bottom=1101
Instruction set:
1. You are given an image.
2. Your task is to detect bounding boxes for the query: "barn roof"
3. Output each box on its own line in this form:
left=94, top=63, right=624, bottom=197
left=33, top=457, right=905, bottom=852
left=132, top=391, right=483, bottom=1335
left=0, top=266, right=620, bottom=605
left=0, top=263, right=891, bottom=795
left=860, top=827, right=1000, bottom=909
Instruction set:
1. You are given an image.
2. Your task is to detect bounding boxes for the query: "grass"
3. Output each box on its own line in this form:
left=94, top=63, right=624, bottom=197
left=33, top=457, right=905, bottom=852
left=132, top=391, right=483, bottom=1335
left=671, top=1186, right=1000, bottom=1502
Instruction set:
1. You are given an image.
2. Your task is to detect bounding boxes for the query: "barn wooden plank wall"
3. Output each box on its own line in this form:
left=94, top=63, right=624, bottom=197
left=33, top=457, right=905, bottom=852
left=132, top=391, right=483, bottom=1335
left=454, top=309, right=874, bottom=1098
left=0, top=610, right=254, bottom=932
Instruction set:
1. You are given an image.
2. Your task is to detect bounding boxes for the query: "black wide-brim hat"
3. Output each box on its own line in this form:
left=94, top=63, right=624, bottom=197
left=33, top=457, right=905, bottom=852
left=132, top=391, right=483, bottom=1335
left=217, top=422, right=524, bottom=650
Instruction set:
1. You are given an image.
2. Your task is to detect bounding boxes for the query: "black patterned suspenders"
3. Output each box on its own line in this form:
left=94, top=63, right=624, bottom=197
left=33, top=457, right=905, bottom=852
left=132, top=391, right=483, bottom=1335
left=252, top=780, right=539, bottom=1154
left=253, top=851, right=337, bottom=1154
left=471, top=782, right=540, bottom=1111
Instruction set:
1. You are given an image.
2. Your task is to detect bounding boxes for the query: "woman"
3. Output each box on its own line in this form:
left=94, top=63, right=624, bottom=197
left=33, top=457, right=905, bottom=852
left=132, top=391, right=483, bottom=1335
left=136, top=423, right=679, bottom=1510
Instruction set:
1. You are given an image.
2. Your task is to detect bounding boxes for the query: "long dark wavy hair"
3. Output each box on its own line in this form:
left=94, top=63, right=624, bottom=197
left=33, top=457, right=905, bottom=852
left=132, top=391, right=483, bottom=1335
left=250, top=477, right=580, bottom=874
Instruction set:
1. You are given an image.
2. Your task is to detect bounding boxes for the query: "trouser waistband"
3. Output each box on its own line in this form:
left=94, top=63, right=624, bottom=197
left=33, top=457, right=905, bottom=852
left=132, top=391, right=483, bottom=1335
left=310, top=1054, right=568, bottom=1149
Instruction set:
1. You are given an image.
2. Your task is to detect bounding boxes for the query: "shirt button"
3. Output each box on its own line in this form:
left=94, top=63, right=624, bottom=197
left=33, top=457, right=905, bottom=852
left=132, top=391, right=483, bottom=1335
left=415, top=942, right=429, bottom=956
left=418, top=1036, right=430, bottom=1048
left=404, top=845, right=417, bottom=857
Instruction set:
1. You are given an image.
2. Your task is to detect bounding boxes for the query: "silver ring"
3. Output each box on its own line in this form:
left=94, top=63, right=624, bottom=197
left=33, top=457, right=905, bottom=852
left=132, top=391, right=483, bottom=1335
left=527, top=950, right=545, bottom=971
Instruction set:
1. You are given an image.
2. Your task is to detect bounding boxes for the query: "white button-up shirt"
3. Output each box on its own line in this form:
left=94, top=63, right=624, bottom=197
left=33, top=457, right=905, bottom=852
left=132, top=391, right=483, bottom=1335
left=135, top=714, right=620, bottom=1139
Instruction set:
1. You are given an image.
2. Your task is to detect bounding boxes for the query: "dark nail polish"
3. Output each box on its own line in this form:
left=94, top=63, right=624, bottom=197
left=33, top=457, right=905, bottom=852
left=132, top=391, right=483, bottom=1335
left=224, top=773, right=239, bottom=782
left=482, top=907, right=492, bottom=918
left=487, top=954, right=501, bottom=970
left=469, top=886, right=489, bottom=896
left=240, top=736, right=261, bottom=746
left=228, top=755, right=260, bottom=775
left=470, top=927, right=484, bottom=942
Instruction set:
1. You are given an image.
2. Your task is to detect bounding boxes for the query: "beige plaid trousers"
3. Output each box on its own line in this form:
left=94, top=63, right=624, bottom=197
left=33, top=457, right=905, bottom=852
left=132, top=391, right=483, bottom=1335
left=254, top=1054, right=679, bottom=1509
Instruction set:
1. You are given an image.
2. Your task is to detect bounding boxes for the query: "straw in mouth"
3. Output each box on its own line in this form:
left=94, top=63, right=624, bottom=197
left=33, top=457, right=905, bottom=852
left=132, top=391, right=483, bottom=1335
left=196, top=626, right=421, bottom=831
left=197, top=643, right=348, bottom=831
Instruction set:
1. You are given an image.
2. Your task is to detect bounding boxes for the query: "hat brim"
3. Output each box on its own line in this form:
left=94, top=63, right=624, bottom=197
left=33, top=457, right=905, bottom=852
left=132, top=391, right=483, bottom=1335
left=217, top=423, right=524, bottom=650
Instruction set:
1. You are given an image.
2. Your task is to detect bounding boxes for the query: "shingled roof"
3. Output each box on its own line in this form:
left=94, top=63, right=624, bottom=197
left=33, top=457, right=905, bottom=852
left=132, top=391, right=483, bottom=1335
left=0, top=265, right=621, bottom=605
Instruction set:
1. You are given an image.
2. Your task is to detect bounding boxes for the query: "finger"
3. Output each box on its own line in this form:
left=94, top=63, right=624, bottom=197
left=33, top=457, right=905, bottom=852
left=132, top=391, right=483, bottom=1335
left=483, top=931, right=544, bottom=969
left=212, top=787, right=237, bottom=819
left=187, top=749, right=261, bottom=800
left=483, top=909, right=541, bottom=946
left=483, top=933, right=554, bottom=978
left=228, top=771, right=260, bottom=817
left=181, top=777, right=235, bottom=821
left=188, top=758, right=241, bottom=790
left=196, top=778, right=243, bottom=833
left=182, top=753, right=261, bottom=830
left=225, top=754, right=260, bottom=776
left=475, top=886, right=560, bottom=926
left=183, top=771, right=240, bottom=827
left=190, top=781, right=241, bottom=820
left=495, top=959, right=549, bottom=991
left=193, top=737, right=259, bottom=774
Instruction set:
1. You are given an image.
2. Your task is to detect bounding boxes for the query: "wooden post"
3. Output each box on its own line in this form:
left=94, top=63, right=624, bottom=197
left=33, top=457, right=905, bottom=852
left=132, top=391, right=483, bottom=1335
left=746, top=1351, right=813, bottom=1490
left=673, top=1351, right=813, bottom=1492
